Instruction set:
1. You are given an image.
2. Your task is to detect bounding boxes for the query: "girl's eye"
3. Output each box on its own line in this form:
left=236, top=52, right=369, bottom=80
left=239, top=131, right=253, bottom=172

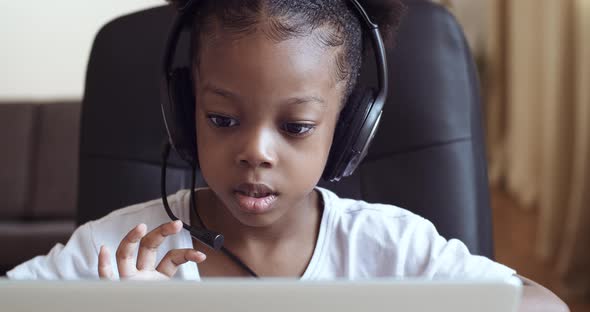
left=282, top=123, right=315, bottom=136
left=207, top=114, right=239, bottom=128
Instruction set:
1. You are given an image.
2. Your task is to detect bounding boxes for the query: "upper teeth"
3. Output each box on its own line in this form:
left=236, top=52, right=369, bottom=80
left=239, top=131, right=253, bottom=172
left=242, top=191, right=269, bottom=198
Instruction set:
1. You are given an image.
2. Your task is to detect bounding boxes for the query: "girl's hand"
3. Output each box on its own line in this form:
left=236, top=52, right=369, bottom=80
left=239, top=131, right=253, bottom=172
left=98, top=220, right=206, bottom=280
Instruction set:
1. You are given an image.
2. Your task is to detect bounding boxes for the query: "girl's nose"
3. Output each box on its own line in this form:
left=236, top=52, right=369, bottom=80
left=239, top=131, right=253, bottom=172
left=235, top=127, right=277, bottom=169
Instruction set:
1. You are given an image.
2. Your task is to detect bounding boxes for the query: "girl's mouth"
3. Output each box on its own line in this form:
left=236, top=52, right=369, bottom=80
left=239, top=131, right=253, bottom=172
left=233, top=182, right=279, bottom=214
left=233, top=191, right=278, bottom=214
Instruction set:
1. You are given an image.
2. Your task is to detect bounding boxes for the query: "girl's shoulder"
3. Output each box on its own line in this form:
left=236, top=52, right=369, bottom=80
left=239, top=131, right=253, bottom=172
left=316, top=186, right=434, bottom=245
left=314, top=187, right=516, bottom=279
left=317, top=186, right=425, bottom=228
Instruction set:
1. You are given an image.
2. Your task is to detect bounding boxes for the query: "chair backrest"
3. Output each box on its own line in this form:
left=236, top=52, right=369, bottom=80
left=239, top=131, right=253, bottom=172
left=78, top=0, right=494, bottom=258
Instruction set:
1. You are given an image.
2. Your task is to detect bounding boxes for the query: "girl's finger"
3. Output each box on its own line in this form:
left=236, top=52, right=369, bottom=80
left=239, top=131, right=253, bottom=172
left=156, top=249, right=206, bottom=277
left=136, top=220, right=183, bottom=271
left=98, top=245, right=114, bottom=280
left=115, top=223, right=147, bottom=278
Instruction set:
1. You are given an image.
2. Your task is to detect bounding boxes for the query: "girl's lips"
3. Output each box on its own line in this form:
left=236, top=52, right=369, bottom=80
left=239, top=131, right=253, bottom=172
left=233, top=191, right=278, bottom=214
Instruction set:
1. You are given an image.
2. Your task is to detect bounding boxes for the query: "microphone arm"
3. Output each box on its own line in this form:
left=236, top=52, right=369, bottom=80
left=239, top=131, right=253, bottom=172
left=160, top=142, right=224, bottom=250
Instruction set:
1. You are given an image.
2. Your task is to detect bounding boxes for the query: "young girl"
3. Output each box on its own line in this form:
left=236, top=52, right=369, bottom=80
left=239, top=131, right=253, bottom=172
left=7, top=0, right=567, bottom=310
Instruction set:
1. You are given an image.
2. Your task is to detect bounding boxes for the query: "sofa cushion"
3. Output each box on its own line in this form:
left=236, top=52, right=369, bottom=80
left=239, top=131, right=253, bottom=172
left=30, top=102, right=80, bottom=219
left=0, top=103, right=37, bottom=219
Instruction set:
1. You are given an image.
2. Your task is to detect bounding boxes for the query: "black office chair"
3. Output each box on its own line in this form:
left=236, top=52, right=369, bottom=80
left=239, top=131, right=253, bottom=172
left=78, top=0, right=494, bottom=258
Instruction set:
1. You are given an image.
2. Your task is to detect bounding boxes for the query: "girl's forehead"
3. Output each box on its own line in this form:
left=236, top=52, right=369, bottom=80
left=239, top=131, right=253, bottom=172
left=199, top=29, right=335, bottom=73
left=196, top=30, right=344, bottom=102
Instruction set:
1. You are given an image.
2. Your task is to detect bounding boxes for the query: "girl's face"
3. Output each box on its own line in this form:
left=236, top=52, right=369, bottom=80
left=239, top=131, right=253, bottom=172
left=194, top=27, right=346, bottom=228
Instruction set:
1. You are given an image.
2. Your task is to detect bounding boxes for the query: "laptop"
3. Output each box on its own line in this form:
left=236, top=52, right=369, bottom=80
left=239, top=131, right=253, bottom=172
left=0, top=277, right=522, bottom=312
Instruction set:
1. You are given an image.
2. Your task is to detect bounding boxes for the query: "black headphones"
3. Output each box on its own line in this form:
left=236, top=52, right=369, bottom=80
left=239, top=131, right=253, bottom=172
left=160, top=0, right=388, bottom=183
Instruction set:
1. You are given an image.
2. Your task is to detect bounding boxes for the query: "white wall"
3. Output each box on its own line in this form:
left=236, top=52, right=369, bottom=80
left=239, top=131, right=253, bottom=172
left=0, top=0, right=166, bottom=101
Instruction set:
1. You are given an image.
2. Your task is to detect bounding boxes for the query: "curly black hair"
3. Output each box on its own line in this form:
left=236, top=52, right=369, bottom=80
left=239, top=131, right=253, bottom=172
left=166, top=0, right=406, bottom=101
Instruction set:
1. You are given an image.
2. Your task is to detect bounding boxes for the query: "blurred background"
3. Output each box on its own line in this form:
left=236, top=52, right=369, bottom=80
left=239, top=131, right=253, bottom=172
left=0, top=0, right=588, bottom=310
left=438, top=0, right=590, bottom=310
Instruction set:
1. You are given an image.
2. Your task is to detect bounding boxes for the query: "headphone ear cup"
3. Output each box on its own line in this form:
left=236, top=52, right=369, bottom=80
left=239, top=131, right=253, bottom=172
left=167, top=67, right=198, bottom=167
left=323, top=88, right=376, bottom=182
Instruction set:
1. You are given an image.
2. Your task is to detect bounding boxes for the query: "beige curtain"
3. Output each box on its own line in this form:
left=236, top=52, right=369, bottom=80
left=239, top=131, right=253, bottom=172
left=486, top=0, right=590, bottom=299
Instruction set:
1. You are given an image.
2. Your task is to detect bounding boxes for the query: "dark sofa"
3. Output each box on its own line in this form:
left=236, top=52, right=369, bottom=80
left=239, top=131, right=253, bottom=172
left=0, top=101, right=80, bottom=275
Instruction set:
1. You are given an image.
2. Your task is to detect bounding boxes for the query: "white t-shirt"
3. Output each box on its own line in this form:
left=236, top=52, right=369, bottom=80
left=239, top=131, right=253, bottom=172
left=6, top=187, right=515, bottom=280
